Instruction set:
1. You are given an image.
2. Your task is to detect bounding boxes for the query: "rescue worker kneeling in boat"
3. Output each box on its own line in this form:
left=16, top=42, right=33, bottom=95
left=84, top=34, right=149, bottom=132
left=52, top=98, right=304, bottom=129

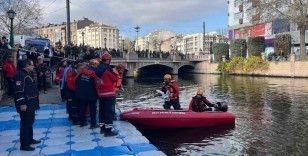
left=189, top=89, right=228, bottom=112
left=161, top=74, right=181, bottom=110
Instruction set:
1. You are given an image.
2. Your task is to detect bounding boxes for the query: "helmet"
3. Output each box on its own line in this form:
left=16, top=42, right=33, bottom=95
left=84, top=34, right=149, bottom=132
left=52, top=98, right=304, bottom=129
left=196, top=88, right=204, bottom=96
left=163, top=74, right=172, bottom=80
left=101, top=53, right=112, bottom=61
left=117, top=63, right=126, bottom=70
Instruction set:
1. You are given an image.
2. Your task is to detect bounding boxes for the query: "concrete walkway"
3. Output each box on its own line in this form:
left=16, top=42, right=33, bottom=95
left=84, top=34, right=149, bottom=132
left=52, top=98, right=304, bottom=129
left=0, top=104, right=165, bottom=156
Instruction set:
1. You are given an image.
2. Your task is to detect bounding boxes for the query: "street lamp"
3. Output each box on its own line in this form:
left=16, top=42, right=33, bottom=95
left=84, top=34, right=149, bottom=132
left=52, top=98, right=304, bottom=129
left=81, top=32, right=85, bottom=46
left=104, top=37, right=107, bottom=49
left=7, top=9, right=16, bottom=48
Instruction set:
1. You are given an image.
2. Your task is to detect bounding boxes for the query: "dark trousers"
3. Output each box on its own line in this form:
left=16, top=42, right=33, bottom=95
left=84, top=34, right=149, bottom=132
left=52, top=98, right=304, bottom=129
left=19, top=110, right=35, bottom=147
left=67, top=97, right=78, bottom=122
left=99, top=97, right=116, bottom=125
left=163, top=98, right=181, bottom=110
left=79, top=99, right=97, bottom=126
left=60, top=89, right=65, bottom=101
left=6, top=77, right=14, bottom=96
left=37, top=75, right=47, bottom=91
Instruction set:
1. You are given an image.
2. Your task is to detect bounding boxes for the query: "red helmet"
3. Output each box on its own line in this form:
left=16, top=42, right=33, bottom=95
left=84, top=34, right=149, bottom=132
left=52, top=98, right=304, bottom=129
left=117, top=63, right=126, bottom=70
left=101, top=53, right=112, bottom=61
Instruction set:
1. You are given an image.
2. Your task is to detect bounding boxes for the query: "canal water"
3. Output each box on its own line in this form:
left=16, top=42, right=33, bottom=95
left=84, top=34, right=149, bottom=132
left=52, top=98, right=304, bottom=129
left=118, top=74, right=308, bottom=155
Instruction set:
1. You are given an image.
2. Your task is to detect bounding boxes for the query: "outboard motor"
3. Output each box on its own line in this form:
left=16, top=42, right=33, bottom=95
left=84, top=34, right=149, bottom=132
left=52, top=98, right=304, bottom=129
left=216, top=102, right=228, bottom=112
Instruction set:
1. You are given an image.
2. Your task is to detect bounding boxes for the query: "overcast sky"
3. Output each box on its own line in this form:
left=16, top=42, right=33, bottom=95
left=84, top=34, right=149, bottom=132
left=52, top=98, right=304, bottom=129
left=40, top=0, right=227, bottom=38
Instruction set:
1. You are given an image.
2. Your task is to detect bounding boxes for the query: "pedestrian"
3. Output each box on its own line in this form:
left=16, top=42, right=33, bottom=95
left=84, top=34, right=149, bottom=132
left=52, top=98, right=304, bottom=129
left=2, top=57, right=17, bottom=97
left=65, top=61, right=78, bottom=124
left=36, top=57, right=47, bottom=93
left=55, top=59, right=67, bottom=101
left=114, top=63, right=126, bottom=93
left=160, top=74, right=181, bottom=110
left=0, top=36, right=10, bottom=49
left=95, top=53, right=119, bottom=136
left=13, top=59, right=41, bottom=151
left=75, top=62, right=99, bottom=128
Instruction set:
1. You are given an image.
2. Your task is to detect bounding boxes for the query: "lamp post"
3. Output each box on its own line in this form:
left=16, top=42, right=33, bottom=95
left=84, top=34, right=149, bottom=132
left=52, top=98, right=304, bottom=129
left=81, top=32, right=85, bottom=46
left=7, top=9, right=16, bottom=48
left=104, top=37, right=107, bottom=49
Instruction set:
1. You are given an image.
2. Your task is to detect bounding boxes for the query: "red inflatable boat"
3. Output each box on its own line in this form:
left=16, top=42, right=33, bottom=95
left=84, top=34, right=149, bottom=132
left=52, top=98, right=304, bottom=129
left=120, top=108, right=236, bottom=129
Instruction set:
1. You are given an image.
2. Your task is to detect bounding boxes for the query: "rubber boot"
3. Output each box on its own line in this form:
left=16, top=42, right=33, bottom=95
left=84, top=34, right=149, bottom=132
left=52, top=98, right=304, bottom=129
left=104, top=128, right=118, bottom=137
left=100, top=125, right=106, bottom=134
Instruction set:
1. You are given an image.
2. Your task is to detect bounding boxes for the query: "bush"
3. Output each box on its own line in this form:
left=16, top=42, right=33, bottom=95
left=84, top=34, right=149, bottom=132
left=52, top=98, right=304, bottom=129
left=231, top=39, right=247, bottom=58
left=217, top=56, right=269, bottom=73
left=212, top=43, right=229, bottom=62
left=247, top=37, right=265, bottom=56
left=274, top=34, right=291, bottom=57
left=244, top=56, right=269, bottom=72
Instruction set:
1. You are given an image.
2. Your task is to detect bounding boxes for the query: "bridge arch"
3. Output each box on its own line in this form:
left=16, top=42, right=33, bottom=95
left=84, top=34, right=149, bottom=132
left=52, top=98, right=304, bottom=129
left=178, top=64, right=195, bottom=74
left=137, top=64, right=174, bottom=77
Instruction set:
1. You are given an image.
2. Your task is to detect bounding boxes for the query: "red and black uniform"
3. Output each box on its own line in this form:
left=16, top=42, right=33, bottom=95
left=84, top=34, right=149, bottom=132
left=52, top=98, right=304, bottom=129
left=161, top=80, right=181, bottom=110
left=114, top=70, right=123, bottom=93
left=65, top=67, right=78, bottom=123
left=75, top=68, right=98, bottom=127
left=95, top=62, right=119, bottom=129
left=3, top=59, right=17, bottom=96
left=35, top=62, right=47, bottom=92
left=188, top=95, right=215, bottom=112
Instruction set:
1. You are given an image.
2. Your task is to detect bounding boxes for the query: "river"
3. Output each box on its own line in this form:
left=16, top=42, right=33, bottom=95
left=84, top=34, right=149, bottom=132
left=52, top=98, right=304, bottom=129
left=117, top=74, right=308, bottom=156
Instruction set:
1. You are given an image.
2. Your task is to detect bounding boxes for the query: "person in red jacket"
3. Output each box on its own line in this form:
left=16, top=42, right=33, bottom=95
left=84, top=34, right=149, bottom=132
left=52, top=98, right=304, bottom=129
left=160, top=74, right=181, bottom=110
left=3, top=57, right=17, bottom=97
left=55, top=59, right=67, bottom=101
left=94, top=52, right=119, bottom=136
left=188, top=88, right=215, bottom=112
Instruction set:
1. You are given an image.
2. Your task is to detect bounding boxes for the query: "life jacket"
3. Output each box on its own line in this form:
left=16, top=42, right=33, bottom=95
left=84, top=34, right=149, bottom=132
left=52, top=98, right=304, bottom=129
left=114, top=70, right=123, bottom=92
left=66, top=68, right=77, bottom=91
left=161, top=80, right=179, bottom=100
left=95, top=63, right=119, bottom=98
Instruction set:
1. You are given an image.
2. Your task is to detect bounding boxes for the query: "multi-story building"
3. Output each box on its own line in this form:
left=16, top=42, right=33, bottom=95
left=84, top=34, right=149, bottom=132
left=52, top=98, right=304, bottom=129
left=77, top=23, right=119, bottom=49
left=33, top=18, right=94, bottom=45
left=228, top=0, right=308, bottom=54
left=177, top=32, right=228, bottom=55
left=135, top=30, right=177, bottom=52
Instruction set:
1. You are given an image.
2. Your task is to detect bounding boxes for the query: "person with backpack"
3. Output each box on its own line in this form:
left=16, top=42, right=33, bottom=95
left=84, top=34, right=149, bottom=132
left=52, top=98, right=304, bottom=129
left=75, top=62, right=99, bottom=128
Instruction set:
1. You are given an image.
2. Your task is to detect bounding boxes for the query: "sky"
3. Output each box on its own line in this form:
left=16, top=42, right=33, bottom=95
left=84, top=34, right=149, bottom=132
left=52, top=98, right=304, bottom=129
left=40, top=0, right=228, bottom=39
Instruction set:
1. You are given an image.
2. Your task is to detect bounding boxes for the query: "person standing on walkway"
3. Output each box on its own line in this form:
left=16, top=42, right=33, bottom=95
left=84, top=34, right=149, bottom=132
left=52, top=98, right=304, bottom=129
left=36, top=57, right=47, bottom=94
left=2, top=57, right=17, bottom=97
left=95, top=53, right=119, bottom=136
left=75, top=62, right=99, bottom=128
left=14, top=59, right=41, bottom=151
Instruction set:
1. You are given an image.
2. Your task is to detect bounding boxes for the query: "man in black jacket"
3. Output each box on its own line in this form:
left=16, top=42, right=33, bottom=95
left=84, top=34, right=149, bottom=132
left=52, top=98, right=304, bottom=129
left=14, top=59, right=41, bottom=151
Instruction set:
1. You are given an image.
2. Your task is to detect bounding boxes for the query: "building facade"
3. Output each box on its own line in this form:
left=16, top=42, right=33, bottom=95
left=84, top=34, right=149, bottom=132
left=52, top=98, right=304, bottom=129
left=228, top=0, right=308, bottom=55
left=177, top=32, right=228, bottom=55
left=77, top=23, right=119, bottom=50
left=33, top=18, right=94, bottom=45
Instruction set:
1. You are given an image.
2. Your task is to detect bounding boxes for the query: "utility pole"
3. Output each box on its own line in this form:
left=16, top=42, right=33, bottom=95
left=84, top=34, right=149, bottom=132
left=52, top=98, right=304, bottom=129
left=134, top=25, right=140, bottom=51
left=203, top=21, right=206, bottom=53
left=66, top=0, right=71, bottom=45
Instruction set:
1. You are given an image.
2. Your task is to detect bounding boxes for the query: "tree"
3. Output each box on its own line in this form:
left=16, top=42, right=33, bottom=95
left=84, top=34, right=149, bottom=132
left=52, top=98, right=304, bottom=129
left=231, top=39, right=247, bottom=58
left=252, top=0, right=308, bottom=59
left=274, top=34, right=292, bottom=57
left=212, top=43, right=229, bottom=62
left=0, top=0, right=42, bottom=35
left=123, top=38, right=134, bottom=52
left=247, top=37, right=265, bottom=56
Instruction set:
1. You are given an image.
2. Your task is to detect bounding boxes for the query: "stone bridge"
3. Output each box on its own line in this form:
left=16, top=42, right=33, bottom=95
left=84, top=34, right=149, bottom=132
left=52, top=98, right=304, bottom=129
left=110, top=53, right=210, bottom=77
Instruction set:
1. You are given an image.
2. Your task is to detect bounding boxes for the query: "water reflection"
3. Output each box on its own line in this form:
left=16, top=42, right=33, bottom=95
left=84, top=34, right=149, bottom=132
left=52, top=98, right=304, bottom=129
left=119, top=74, right=308, bottom=155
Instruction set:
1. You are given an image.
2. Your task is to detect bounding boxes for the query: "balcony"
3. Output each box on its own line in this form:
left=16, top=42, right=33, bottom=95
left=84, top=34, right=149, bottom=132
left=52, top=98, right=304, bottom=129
left=251, top=0, right=260, bottom=8
left=239, top=18, right=243, bottom=24
left=252, top=13, right=260, bottom=22
left=239, top=4, right=243, bottom=12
